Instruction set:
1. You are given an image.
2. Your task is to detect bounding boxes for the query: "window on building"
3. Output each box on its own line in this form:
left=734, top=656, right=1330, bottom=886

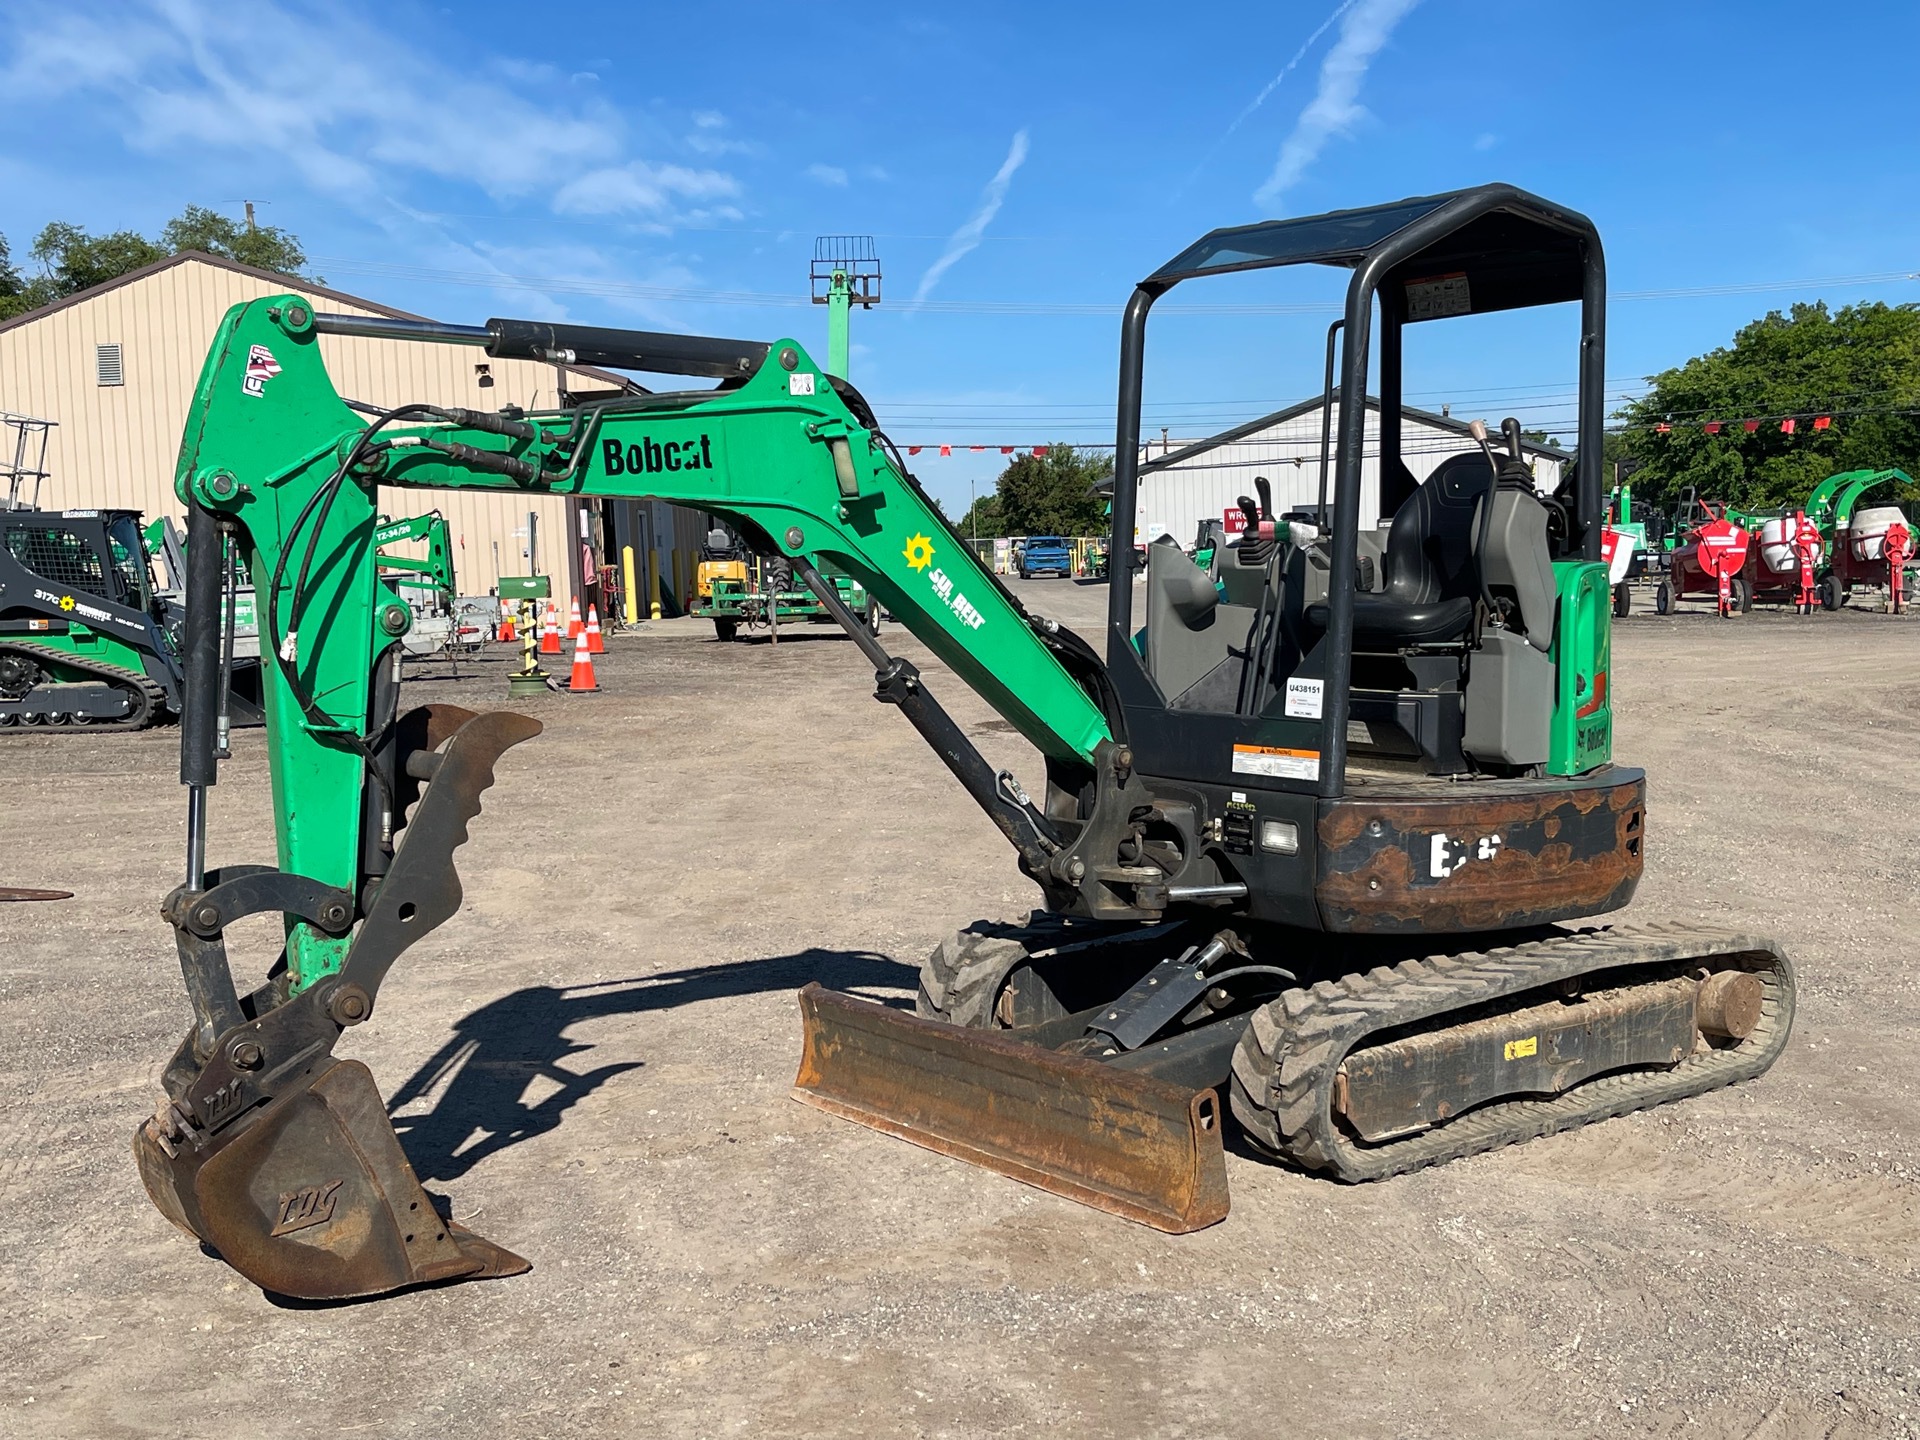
left=96, top=343, right=124, bottom=387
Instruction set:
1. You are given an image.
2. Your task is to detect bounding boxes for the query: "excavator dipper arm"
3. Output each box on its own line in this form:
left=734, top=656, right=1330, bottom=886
left=137, top=296, right=1146, bottom=1297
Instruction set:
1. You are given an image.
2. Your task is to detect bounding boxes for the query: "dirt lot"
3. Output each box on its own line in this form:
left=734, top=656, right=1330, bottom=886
left=3, top=578, right=1918, bottom=1438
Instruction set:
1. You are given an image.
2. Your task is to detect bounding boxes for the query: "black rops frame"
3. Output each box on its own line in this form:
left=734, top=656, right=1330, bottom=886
left=1105, top=183, right=1607, bottom=801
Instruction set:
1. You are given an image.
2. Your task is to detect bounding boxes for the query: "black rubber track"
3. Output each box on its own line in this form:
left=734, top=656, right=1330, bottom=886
left=1228, top=921, right=1794, bottom=1181
left=0, top=640, right=169, bottom=731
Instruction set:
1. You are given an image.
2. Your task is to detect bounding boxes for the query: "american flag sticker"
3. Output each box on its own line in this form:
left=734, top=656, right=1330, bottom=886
left=242, top=343, right=282, bottom=398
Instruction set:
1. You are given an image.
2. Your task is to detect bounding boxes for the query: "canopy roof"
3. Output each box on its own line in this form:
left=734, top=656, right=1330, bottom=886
left=1146, top=184, right=1596, bottom=320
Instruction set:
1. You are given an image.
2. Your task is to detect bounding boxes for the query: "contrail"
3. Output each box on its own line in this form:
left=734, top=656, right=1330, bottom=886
left=1255, top=0, right=1422, bottom=209
left=913, top=130, right=1029, bottom=304
left=1225, top=1, right=1355, bottom=142
left=1175, top=2, right=1351, bottom=198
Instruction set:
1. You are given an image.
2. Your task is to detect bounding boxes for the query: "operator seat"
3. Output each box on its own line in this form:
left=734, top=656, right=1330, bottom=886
left=1306, top=453, right=1492, bottom=648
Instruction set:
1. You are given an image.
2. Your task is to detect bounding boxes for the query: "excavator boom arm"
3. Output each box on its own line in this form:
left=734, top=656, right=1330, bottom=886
left=172, top=296, right=1112, bottom=992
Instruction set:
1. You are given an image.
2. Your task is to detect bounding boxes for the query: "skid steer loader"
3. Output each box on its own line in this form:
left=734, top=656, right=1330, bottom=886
left=134, top=184, right=1792, bottom=1298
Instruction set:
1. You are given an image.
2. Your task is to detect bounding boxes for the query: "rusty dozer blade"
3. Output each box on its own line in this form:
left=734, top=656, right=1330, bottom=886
left=792, top=983, right=1230, bottom=1233
left=136, top=705, right=540, bottom=1299
left=134, top=1058, right=528, bottom=1300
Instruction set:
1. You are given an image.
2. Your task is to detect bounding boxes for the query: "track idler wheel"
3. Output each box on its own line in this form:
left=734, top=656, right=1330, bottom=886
left=135, top=1059, right=527, bottom=1300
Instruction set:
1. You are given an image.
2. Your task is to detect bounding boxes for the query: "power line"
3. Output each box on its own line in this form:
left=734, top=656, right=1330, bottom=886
left=309, top=255, right=1920, bottom=318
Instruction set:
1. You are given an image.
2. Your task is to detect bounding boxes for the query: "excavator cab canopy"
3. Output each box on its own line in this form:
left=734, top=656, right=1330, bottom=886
left=1146, top=189, right=1590, bottom=318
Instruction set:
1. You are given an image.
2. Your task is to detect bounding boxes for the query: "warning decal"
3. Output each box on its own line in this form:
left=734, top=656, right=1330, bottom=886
left=1231, top=744, right=1320, bottom=781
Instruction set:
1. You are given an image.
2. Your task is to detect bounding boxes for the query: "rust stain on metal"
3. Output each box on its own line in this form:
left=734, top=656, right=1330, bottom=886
left=1335, top=975, right=1698, bottom=1141
left=1695, top=969, right=1763, bottom=1039
left=792, top=983, right=1230, bottom=1234
left=1315, top=771, right=1646, bottom=933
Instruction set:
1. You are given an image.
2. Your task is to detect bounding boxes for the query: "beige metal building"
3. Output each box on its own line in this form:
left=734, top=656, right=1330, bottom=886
left=0, top=251, right=714, bottom=616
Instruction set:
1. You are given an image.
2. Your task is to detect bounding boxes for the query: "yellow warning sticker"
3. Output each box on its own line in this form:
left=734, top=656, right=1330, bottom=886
left=1504, top=1036, right=1538, bottom=1061
left=1231, top=744, right=1320, bottom=781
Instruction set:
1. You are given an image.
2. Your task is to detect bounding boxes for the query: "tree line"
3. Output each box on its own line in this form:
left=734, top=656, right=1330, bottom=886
left=0, top=206, right=312, bottom=321
left=953, top=445, right=1112, bottom=538
left=1612, top=300, right=1920, bottom=514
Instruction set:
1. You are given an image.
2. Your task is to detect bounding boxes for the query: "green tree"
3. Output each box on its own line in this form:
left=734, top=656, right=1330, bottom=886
left=992, top=445, right=1112, bottom=536
left=1615, top=301, right=1920, bottom=513
left=0, top=206, right=313, bottom=323
left=161, top=205, right=311, bottom=277
left=29, top=221, right=167, bottom=295
left=955, top=490, right=1005, bottom=538
left=0, top=233, right=39, bottom=321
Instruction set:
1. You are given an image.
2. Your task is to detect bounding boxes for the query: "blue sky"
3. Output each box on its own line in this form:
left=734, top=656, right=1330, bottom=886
left=2, top=0, right=1917, bottom=518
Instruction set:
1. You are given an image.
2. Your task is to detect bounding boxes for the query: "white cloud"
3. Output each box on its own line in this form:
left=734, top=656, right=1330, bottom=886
left=860, top=164, right=892, bottom=182
left=692, top=111, right=727, bottom=129
left=1254, top=0, right=1422, bottom=209
left=806, top=163, right=849, bottom=187
left=913, top=130, right=1029, bottom=304
left=0, top=0, right=736, bottom=222
left=1474, top=132, right=1499, bottom=152
left=553, top=162, right=739, bottom=216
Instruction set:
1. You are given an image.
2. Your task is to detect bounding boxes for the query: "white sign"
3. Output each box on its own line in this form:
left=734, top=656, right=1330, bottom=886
left=788, top=373, right=816, bottom=396
left=1284, top=677, right=1324, bottom=720
left=1231, top=744, right=1320, bottom=781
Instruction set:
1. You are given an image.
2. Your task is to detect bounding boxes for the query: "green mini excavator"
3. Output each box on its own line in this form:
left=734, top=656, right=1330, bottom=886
left=135, top=185, right=1793, bottom=1299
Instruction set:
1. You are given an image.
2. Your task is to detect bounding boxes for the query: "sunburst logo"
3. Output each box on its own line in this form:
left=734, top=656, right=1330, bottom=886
left=58, top=595, right=75, bottom=611
left=903, top=533, right=934, bottom=571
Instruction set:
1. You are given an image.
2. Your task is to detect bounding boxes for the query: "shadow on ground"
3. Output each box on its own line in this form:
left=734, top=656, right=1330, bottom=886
left=387, top=947, right=914, bottom=1181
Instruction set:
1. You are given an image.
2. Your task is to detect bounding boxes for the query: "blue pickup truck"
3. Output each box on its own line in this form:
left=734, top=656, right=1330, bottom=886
left=1017, top=535, right=1073, bottom=578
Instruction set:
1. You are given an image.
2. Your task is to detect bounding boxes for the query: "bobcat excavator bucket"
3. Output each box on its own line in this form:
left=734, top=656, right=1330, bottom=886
left=135, top=705, right=538, bottom=1299
left=792, top=984, right=1231, bottom=1233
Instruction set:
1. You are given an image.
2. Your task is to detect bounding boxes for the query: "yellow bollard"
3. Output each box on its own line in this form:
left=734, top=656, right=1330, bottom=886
left=621, top=544, right=639, bottom=625
left=649, top=548, right=663, bottom=621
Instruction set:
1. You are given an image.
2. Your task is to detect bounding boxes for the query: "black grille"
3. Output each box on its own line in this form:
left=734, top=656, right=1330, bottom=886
left=7, top=527, right=108, bottom=595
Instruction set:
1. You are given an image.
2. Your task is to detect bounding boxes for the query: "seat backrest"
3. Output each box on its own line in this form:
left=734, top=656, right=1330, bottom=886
left=1381, top=453, right=1495, bottom=604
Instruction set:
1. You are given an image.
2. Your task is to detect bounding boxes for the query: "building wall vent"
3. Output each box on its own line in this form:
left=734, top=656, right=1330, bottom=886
left=96, top=343, right=124, bottom=387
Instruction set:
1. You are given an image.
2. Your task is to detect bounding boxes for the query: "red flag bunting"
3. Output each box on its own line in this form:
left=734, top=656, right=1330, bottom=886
left=907, top=445, right=922, bottom=455
left=1001, top=446, right=1014, bottom=454
left=1780, top=417, right=1796, bottom=435
left=1703, top=422, right=1722, bottom=435
left=939, top=444, right=952, bottom=457
left=1033, top=446, right=1050, bottom=456
left=1655, top=422, right=1671, bottom=433
left=1743, top=420, right=1760, bottom=432
left=970, top=445, right=985, bottom=452
left=1813, top=415, right=1831, bottom=430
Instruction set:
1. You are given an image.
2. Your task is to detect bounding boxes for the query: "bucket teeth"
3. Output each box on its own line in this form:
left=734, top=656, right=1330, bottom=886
left=133, top=1057, right=528, bottom=1299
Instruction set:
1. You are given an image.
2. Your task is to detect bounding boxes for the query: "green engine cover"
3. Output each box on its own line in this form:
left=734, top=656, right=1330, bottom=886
left=1547, top=560, right=1613, bottom=776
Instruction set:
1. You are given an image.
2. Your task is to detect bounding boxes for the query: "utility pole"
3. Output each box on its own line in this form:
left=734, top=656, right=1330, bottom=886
left=244, top=201, right=257, bottom=234
left=811, top=236, right=881, bottom=380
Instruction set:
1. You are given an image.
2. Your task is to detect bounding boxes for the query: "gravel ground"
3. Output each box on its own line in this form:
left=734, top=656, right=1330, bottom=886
left=1, top=577, right=1916, bottom=1438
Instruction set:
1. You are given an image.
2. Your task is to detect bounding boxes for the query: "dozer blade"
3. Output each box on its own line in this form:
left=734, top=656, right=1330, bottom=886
left=792, top=983, right=1230, bottom=1233
left=134, top=1057, right=528, bottom=1300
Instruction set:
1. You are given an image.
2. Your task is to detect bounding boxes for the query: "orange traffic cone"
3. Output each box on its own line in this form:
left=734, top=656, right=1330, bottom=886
left=567, top=626, right=599, bottom=693
left=497, top=600, right=517, bottom=644
left=566, top=596, right=583, bottom=639
left=586, top=605, right=605, bottom=654
left=539, top=601, right=562, bottom=655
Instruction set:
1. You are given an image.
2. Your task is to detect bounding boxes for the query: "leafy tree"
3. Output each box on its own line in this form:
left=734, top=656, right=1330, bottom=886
left=955, top=490, right=1005, bottom=538
left=1615, top=301, right=1920, bottom=513
left=0, top=206, right=314, bottom=323
left=29, top=221, right=166, bottom=295
left=161, top=205, right=311, bottom=277
left=992, top=445, right=1112, bottom=537
left=0, top=233, right=36, bottom=320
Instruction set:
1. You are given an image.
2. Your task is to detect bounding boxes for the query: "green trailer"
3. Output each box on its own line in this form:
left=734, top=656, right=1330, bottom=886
left=695, top=556, right=880, bottom=642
